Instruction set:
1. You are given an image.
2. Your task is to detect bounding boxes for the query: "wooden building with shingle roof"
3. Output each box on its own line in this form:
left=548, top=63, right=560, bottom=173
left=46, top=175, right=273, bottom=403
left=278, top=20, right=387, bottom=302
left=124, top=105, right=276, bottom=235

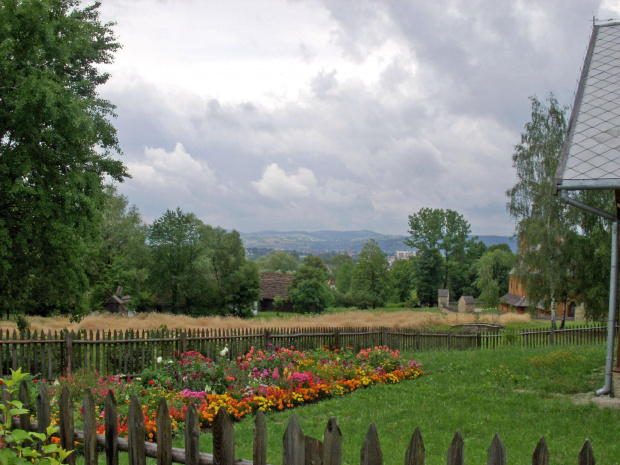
left=259, top=273, right=295, bottom=312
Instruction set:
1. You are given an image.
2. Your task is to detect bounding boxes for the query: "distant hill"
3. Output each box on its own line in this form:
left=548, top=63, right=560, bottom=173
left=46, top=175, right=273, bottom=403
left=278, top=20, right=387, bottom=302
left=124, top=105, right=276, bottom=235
left=240, top=230, right=516, bottom=255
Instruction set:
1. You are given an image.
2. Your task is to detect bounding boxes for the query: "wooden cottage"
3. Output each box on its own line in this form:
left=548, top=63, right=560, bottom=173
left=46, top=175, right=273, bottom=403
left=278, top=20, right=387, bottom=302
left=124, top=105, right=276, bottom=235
left=259, top=273, right=295, bottom=312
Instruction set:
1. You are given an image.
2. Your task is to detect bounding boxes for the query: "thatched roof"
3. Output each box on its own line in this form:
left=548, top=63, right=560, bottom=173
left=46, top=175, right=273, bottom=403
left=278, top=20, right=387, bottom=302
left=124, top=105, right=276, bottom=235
left=260, top=273, right=293, bottom=300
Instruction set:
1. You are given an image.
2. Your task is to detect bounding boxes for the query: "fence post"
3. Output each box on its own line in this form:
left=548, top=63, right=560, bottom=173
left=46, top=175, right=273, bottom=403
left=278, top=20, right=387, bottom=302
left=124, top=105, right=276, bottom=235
left=179, top=332, right=187, bottom=356
left=59, top=386, right=75, bottom=465
left=447, top=431, right=464, bottom=465
left=65, top=331, right=73, bottom=377
left=334, top=330, right=341, bottom=351
left=264, top=330, right=272, bottom=350
left=381, top=327, right=388, bottom=347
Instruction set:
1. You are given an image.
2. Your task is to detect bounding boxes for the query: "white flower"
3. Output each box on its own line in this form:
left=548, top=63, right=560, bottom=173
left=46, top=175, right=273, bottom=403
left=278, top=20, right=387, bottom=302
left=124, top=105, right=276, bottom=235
left=204, top=385, right=212, bottom=393
left=167, top=360, right=174, bottom=364
left=220, top=347, right=229, bottom=357
left=157, top=356, right=163, bottom=364
left=53, top=379, right=60, bottom=386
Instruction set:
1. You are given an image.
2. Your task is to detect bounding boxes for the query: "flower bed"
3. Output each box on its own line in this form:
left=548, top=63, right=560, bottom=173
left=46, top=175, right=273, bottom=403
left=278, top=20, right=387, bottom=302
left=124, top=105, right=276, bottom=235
left=47, top=346, right=424, bottom=441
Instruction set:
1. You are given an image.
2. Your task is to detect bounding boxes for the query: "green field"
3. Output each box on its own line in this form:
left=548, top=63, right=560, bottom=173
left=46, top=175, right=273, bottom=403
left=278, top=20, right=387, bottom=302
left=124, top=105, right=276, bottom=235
left=185, top=343, right=618, bottom=465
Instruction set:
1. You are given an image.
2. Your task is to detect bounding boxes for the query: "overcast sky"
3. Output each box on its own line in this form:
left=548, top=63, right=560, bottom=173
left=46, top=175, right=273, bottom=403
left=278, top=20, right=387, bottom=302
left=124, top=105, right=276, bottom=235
left=96, top=0, right=620, bottom=236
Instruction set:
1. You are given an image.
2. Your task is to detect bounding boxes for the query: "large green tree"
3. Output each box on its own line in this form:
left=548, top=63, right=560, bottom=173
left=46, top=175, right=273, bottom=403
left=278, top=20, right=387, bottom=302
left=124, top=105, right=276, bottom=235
left=148, top=209, right=209, bottom=313
left=288, top=256, right=332, bottom=313
left=389, top=258, right=416, bottom=303
left=205, top=228, right=261, bottom=317
left=506, top=95, right=574, bottom=320
left=350, top=239, right=390, bottom=309
left=405, top=208, right=473, bottom=291
left=0, top=0, right=127, bottom=319
left=89, top=186, right=150, bottom=310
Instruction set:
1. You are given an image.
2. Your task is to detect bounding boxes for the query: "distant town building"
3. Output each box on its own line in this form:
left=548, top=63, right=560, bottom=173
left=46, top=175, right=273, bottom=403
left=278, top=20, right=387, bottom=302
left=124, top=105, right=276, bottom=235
left=394, top=250, right=416, bottom=260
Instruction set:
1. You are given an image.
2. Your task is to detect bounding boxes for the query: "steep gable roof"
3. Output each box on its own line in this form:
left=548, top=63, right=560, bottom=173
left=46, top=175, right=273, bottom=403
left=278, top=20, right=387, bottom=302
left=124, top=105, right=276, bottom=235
left=556, top=21, right=620, bottom=191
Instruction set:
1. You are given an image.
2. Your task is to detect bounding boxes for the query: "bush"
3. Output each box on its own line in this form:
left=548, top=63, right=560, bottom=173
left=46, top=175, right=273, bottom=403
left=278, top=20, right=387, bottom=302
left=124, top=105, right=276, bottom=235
left=0, top=369, right=73, bottom=465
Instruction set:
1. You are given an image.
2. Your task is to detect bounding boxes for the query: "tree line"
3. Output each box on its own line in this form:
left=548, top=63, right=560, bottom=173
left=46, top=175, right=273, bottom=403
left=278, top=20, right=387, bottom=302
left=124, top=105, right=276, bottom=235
left=259, top=227, right=515, bottom=312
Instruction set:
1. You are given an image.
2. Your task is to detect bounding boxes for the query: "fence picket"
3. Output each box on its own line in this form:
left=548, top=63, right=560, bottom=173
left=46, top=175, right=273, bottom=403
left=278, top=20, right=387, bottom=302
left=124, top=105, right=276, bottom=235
left=531, top=437, right=549, bottom=465
left=283, top=414, right=305, bottom=465
left=404, top=427, right=424, bottom=465
left=105, top=390, right=119, bottom=465
left=59, top=386, right=76, bottom=465
left=253, top=409, right=267, bottom=465
left=128, top=395, right=146, bottom=465
left=156, top=398, right=172, bottom=465
left=304, top=436, right=322, bottom=465
left=578, top=439, right=595, bottom=465
left=213, top=407, right=235, bottom=465
left=183, top=403, right=198, bottom=465
left=18, top=379, right=30, bottom=433
left=36, top=381, right=50, bottom=447
left=360, top=423, right=383, bottom=465
left=322, top=417, right=342, bottom=465
left=447, top=431, right=464, bottom=465
left=83, top=388, right=98, bottom=465
left=487, top=433, right=505, bottom=465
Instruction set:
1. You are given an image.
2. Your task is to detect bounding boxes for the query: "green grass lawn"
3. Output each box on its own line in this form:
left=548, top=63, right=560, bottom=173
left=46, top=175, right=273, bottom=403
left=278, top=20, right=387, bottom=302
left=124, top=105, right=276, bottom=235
left=185, top=344, right=618, bottom=465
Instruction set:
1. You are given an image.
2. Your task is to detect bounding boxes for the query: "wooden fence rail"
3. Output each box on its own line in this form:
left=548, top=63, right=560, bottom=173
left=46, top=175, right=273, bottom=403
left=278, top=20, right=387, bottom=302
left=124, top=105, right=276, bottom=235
left=0, top=324, right=609, bottom=380
left=5, top=380, right=598, bottom=465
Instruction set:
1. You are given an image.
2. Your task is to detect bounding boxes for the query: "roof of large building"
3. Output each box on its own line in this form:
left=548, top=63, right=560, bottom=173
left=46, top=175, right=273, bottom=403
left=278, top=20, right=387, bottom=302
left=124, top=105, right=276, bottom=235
left=260, top=272, right=293, bottom=300
left=556, top=21, right=620, bottom=191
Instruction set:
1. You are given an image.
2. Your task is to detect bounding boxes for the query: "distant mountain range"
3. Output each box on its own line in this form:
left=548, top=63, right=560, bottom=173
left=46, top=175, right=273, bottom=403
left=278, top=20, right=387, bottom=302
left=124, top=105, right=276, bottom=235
left=240, top=230, right=517, bottom=255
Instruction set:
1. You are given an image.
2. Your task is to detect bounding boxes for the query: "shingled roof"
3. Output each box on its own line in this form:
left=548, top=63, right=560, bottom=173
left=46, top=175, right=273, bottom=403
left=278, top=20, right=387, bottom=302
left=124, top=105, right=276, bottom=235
left=556, top=21, right=620, bottom=191
left=260, top=273, right=293, bottom=300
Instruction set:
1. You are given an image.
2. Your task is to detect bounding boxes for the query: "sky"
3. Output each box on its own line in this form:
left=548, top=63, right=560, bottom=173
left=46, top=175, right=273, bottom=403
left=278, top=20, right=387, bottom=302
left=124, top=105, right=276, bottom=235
left=96, top=0, right=620, bottom=236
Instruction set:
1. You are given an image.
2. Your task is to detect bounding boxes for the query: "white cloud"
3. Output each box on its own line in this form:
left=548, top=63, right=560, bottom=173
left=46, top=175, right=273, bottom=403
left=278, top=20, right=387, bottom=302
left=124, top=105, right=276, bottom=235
left=252, top=163, right=317, bottom=199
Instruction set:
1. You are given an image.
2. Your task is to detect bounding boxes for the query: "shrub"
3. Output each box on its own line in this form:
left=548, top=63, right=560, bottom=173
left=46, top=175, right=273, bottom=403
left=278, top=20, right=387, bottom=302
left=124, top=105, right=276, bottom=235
left=0, top=369, right=72, bottom=465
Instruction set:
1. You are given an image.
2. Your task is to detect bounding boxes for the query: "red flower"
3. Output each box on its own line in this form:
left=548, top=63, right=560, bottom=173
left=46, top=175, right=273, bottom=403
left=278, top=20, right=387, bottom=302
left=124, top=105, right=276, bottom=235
left=148, top=380, right=155, bottom=385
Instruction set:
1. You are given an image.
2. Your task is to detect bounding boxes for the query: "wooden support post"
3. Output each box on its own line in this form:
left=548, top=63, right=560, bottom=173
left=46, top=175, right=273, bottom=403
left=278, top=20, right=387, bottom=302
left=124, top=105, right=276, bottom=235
left=65, top=331, right=74, bottom=378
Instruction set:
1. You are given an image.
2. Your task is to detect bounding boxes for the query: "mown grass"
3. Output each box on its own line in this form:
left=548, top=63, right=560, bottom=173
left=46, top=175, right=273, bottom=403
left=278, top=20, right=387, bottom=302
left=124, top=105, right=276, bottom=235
left=177, top=344, right=619, bottom=465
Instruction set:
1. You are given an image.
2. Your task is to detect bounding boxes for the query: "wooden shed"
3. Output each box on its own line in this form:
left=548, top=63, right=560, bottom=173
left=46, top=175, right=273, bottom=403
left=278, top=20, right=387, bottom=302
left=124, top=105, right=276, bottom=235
left=259, top=273, right=295, bottom=312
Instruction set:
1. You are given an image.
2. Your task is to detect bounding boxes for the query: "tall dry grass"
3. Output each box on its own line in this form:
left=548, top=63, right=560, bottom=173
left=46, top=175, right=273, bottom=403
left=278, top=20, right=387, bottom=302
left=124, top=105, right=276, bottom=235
left=1, top=310, right=531, bottom=333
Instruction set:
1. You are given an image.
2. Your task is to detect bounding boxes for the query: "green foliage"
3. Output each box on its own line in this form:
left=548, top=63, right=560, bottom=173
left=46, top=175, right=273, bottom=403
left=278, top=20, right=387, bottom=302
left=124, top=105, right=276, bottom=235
left=350, top=239, right=390, bottom=309
left=407, top=289, right=421, bottom=308
left=0, top=369, right=72, bottom=465
left=389, top=258, right=415, bottom=303
left=474, top=248, right=517, bottom=309
left=14, top=315, right=30, bottom=333
left=147, top=209, right=260, bottom=316
left=89, top=186, right=151, bottom=310
left=406, top=208, right=472, bottom=290
left=411, top=248, right=444, bottom=306
left=506, top=95, right=613, bottom=319
left=0, top=0, right=128, bottom=320
left=288, top=279, right=333, bottom=313
left=256, top=251, right=299, bottom=273
left=290, top=256, right=329, bottom=289
left=335, top=262, right=354, bottom=294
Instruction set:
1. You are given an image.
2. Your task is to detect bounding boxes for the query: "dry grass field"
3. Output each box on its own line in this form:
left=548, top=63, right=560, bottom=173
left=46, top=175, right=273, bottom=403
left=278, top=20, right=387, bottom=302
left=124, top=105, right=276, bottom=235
left=1, top=310, right=531, bottom=333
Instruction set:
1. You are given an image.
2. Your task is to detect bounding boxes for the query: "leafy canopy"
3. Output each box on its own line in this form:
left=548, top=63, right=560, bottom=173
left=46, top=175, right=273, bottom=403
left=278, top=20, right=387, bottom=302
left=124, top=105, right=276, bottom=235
left=0, top=0, right=128, bottom=318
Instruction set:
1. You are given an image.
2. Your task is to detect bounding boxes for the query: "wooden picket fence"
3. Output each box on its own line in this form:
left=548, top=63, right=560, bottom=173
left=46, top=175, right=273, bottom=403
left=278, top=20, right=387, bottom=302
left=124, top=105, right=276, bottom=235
left=0, top=324, right=609, bottom=380
left=6, top=380, right=598, bottom=465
